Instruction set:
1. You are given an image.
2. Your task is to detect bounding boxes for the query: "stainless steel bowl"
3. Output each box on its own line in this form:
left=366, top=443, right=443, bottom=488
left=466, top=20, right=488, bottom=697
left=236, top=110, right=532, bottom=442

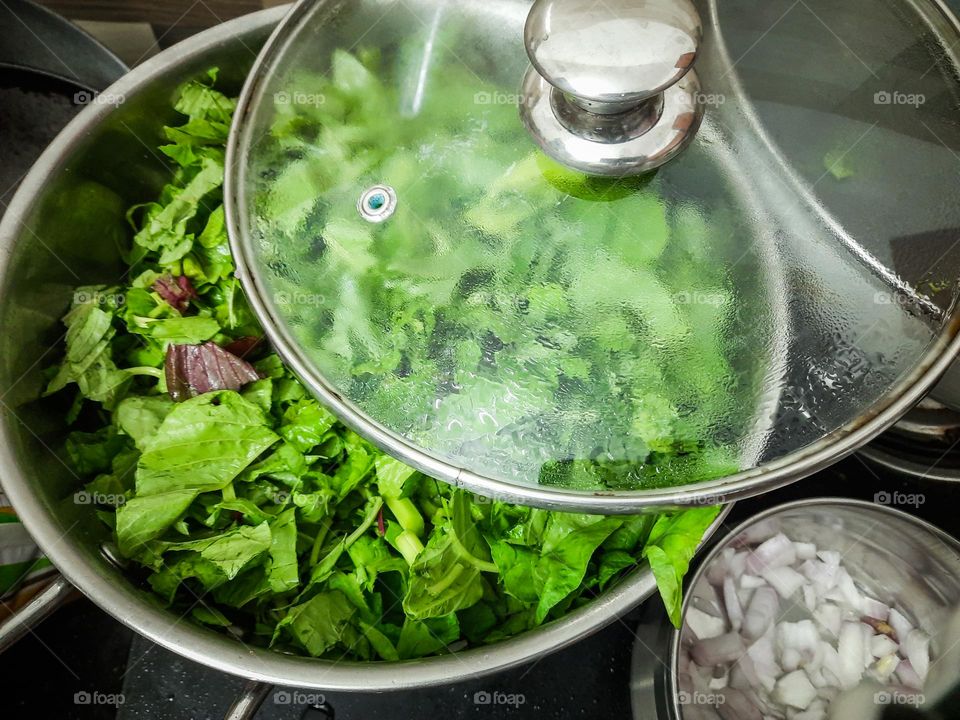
left=630, top=498, right=960, bottom=719
left=0, top=5, right=732, bottom=701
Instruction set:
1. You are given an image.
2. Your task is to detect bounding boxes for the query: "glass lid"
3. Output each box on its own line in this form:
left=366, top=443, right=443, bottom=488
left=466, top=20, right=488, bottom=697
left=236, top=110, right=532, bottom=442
left=227, top=0, right=960, bottom=511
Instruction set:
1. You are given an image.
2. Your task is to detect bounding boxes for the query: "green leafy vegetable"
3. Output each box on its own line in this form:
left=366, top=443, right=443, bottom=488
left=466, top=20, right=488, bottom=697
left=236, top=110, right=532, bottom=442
left=42, top=66, right=723, bottom=661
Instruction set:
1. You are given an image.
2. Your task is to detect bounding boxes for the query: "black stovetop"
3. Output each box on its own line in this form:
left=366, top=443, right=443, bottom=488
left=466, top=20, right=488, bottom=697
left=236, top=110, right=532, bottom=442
left=1, top=454, right=954, bottom=720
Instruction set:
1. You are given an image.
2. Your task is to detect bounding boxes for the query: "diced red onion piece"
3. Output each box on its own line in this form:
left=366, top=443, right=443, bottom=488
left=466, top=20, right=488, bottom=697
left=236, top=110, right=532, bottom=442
left=691, top=632, right=746, bottom=667
left=746, top=627, right=780, bottom=693
left=799, top=559, right=837, bottom=594
left=888, top=607, right=912, bottom=643
left=833, top=568, right=864, bottom=612
left=816, top=550, right=840, bottom=568
left=746, top=533, right=797, bottom=574
left=733, top=520, right=780, bottom=548
left=723, top=576, right=744, bottom=633
left=761, top=565, right=805, bottom=599
left=772, top=670, right=817, bottom=710
left=790, top=699, right=827, bottom=720
left=902, top=629, right=930, bottom=682
left=819, top=641, right=844, bottom=689
left=740, top=574, right=766, bottom=590
left=743, top=586, right=780, bottom=640
left=813, top=603, right=842, bottom=639
left=776, top=620, right=820, bottom=672
left=867, top=653, right=901, bottom=683
left=691, top=581, right=726, bottom=618
left=729, top=654, right=760, bottom=691
left=896, top=659, right=923, bottom=690
left=687, top=606, right=727, bottom=640
left=707, top=549, right=734, bottom=586
left=870, top=633, right=898, bottom=658
left=717, top=688, right=763, bottom=720
left=794, top=542, right=817, bottom=561
left=836, top=622, right=867, bottom=688
left=861, top=596, right=890, bottom=621
left=861, top=622, right=875, bottom=670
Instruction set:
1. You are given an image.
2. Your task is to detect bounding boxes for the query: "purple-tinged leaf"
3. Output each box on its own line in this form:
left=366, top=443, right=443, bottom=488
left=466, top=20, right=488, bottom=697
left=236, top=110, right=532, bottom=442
left=223, top=335, right=264, bottom=360
left=153, top=274, right=198, bottom=313
left=165, top=342, right=260, bottom=402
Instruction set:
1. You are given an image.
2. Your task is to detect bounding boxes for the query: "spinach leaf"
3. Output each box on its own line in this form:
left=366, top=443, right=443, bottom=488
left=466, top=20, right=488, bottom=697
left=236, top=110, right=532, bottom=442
left=276, top=591, right=356, bottom=657
left=135, top=391, right=278, bottom=496
left=642, top=506, right=722, bottom=626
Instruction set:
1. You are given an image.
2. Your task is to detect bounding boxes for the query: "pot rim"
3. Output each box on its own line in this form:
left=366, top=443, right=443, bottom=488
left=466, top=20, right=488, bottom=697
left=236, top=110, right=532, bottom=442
left=0, top=6, right=732, bottom=690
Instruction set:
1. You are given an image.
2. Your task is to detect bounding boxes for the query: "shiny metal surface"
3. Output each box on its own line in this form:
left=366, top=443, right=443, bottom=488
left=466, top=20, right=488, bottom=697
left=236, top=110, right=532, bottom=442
left=227, top=0, right=960, bottom=516
left=223, top=681, right=272, bottom=720
left=523, top=0, right=701, bottom=105
left=520, top=0, right=703, bottom=174
left=520, top=64, right=703, bottom=176
left=0, top=9, right=733, bottom=690
left=630, top=498, right=960, bottom=720
left=0, top=575, right=75, bottom=654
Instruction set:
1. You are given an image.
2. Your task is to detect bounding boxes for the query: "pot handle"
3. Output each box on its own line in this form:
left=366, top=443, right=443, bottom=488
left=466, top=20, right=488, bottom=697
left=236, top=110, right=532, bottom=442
left=224, top=680, right=273, bottom=720
left=0, top=573, right=75, bottom=654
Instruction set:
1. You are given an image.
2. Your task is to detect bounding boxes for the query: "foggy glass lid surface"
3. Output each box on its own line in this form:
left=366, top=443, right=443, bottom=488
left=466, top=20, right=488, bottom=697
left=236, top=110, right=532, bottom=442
left=231, top=0, right=960, bottom=500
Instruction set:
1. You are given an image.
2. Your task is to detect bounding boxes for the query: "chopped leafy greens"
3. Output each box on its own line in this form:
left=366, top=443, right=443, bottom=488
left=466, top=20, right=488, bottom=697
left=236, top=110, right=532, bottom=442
left=42, top=67, right=722, bottom=660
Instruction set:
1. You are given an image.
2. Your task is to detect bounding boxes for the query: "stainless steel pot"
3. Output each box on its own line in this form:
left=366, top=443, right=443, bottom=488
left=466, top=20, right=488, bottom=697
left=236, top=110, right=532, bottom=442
left=630, top=498, right=960, bottom=720
left=0, top=5, right=733, bottom=714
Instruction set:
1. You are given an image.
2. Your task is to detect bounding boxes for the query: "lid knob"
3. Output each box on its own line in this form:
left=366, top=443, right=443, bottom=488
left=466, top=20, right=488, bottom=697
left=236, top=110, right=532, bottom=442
left=519, top=0, right=705, bottom=176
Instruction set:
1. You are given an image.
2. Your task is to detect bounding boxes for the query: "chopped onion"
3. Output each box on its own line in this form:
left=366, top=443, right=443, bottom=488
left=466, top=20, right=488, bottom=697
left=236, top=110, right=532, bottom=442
left=833, top=569, right=864, bottom=612
left=740, top=574, right=766, bottom=589
left=888, top=607, right=912, bottom=643
left=691, top=632, right=745, bottom=667
left=776, top=620, right=820, bottom=672
left=717, top=687, right=764, bottom=720
left=729, top=654, right=760, bottom=691
left=867, top=653, right=901, bottom=683
left=799, top=559, right=837, bottom=594
left=743, top=587, right=780, bottom=640
left=734, top=520, right=780, bottom=547
left=746, top=627, right=780, bottom=693
left=772, top=670, right=817, bottom=710
left=794, top=542, right=817, bottom=561
left=687, top=606, right=727, bottom=640
left=870, top=633, right=898, bottom=659
left=861, top=596, right=890, bottom=621
left=791, top=699, right=827, bottom=720
left=761, top=565, right=805, bottom=599
left=902, top=629, right=930, bottom=682
left=680, top=532, right=931, bottom=720
left=813, top=603, right=842, bottom=638
left=836, top=622, right=866, bottom=688
left=746, top=533, right=797, bottom=574
left=896, top=659, right=923, bottom=690
left=723, top=576, right=744, bottom=632
left=816, top=550, right=840, bottom=568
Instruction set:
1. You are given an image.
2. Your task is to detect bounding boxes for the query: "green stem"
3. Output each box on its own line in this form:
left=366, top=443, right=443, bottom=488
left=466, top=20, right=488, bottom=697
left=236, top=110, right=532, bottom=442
left=309, top=520, right=330, bottom=566
left=451, top=533, right=498, bottom=574
left=427, top=563, right=464, bottom=596
left=395, top=530, right=425, bottom=565
left=125, top=366, right=163, bottom=378
left=386, top=497, right=424, bottom=537
left=345, top=497, right=383, bottom=547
